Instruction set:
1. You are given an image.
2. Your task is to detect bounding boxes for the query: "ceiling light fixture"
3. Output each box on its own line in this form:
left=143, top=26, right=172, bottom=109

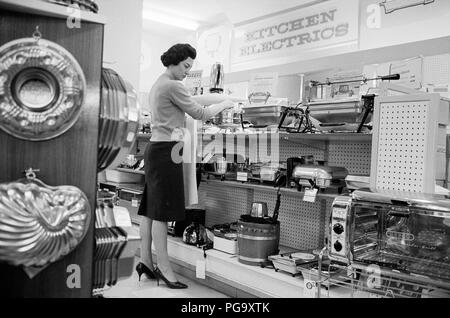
left=142, top=10, right=200, bottom=31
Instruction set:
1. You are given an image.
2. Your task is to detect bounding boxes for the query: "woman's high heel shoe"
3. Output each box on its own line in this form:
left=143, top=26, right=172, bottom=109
left=136, top=262, right=156, bottom=281
left=154, top=267, right=188, bottom=289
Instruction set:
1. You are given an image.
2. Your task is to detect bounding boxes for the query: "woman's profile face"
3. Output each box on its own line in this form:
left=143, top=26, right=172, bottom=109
left=171, top=57, right=194, bottom=81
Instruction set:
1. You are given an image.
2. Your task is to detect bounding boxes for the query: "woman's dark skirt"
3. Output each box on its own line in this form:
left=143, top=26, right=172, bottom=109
left=137, top=141, right=185, bottom=222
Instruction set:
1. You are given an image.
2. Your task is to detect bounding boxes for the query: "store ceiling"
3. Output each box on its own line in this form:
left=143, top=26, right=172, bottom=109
left=142, top=0, right=318, bottom=35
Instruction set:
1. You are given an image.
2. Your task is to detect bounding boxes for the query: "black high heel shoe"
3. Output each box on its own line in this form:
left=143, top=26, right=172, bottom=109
left=136, top=262, right=156, bottom=281
left=154, top=267, right=188, bottom=289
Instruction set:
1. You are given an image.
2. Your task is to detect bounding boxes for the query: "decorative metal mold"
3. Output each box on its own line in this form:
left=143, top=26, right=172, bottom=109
left=0, top=30, right=86, bottom=141
left=0, top=170, right=91, bottom=268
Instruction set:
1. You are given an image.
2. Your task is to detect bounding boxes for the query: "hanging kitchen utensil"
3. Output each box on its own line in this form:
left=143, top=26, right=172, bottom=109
left=97, top=68, right=140, bottom=172
left=0, top=27, right=86, bottom=141
left=0, top=168, right=91, bottom=269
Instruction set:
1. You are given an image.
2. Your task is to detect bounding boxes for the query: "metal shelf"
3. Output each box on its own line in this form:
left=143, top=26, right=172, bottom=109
left=202, top=178, right=342, bottom=200
left=201, top=131, right=372, bottom=142
left=116, top=168, right=145, bottom=175
left=280, top=132, right=372, bottom=142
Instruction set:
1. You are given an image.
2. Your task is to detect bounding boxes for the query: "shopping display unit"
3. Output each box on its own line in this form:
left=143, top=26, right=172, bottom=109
left=2, top=0, right=450, bottom=299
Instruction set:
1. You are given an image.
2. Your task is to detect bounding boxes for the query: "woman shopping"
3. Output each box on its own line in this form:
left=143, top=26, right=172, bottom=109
left=136, top=43, right=234, bottom=289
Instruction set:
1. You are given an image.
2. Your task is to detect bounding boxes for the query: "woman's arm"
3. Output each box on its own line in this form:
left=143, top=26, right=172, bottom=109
left=169, top=81, right=234, bottom=120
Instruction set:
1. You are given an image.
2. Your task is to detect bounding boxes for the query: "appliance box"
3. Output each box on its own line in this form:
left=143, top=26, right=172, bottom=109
left=213, top=236, right=238, bottom=254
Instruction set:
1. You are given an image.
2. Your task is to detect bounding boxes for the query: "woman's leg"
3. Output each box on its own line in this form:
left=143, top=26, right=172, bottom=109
left=152, top=220, right=178, bottom=282
left=139, top=216, right=154, bottom=269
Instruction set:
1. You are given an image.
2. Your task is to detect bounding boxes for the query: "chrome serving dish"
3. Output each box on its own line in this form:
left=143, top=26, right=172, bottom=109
left=307, top=98, right=369, bottom=132
left=269, top=250, right=319, bottom=277
left=242, top=105, right=288, bottom=127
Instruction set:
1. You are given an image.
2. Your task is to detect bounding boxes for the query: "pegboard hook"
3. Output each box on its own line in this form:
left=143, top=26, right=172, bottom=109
left=24, top=168, right=40, bottom=179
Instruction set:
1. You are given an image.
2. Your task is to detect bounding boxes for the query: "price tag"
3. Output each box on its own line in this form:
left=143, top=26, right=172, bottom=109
left=112, top=206, right=132, bottom=227
left=302, top=277, right=317, bottom=298
left=236, top=172, right=248, bottom=182
left=303, top=188, right=318, bottom=202
left=196, top=260, right=206, bottom=279
left=131, top=198, right=139, bottom=207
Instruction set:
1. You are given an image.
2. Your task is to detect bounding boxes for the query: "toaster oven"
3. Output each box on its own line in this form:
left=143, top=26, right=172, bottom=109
left=329, top=189, right=450, bottom=290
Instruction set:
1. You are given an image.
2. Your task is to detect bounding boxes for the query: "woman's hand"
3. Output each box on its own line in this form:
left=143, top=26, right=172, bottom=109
left=218, top=99, right=234, bottom=110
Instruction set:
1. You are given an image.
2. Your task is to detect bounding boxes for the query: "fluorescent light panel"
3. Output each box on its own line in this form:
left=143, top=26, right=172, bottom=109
left=142, top=10, right=199, bottom=31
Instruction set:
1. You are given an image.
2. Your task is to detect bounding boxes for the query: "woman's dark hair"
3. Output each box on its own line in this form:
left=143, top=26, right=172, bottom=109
left=161, top=43, right=197, bottom=67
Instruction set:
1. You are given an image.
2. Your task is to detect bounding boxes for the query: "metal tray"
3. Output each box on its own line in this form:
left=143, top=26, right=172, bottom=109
left=292, top=165, right=349, bottom=180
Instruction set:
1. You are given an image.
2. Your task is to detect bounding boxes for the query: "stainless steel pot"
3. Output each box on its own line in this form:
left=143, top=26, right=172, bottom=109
left=250, top=202, right=268, bottom=218
left=0, top=34, right=86, bottom=141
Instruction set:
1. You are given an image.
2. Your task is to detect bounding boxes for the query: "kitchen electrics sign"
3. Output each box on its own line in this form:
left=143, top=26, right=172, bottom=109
left=230, top=0, right=359, bottom=71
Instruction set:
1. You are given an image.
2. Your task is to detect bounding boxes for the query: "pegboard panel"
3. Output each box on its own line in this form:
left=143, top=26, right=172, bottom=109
left=202, top=133, right=329, bottom=164
left=327, top=141, right=371, bottom=175
left=372, top=95, right=439, bottom=193
left=199, top=182, right=252, bottom=226
left=279, top=138, right=326, bottom=162
left=252, top=190, right=327, bottom=250
left=423, top=53, right=450, bottom=85
left=199, top=180, right=329, bottom=250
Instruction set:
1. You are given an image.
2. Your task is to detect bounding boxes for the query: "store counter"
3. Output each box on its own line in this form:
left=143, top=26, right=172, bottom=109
left=154, top=234, right=350, bottom=298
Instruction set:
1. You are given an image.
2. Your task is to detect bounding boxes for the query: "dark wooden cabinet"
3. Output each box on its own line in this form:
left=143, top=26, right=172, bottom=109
left=0, top=9, right=104, bottom=298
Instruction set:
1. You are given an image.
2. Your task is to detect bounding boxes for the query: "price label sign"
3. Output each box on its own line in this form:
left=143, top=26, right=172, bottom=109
left=303, top=277, right=317, bottom=298
left=236, top=172, right=248, bottom=182
left=131, top=198, right=139, bottom=207
left=303, top=188, right=318, bottom=203
left=196, top=260, right=206, bottom=279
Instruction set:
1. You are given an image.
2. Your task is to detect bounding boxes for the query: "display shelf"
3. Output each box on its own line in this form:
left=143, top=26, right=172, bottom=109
left=280, top=132, right=372, bottom=142
left=201, top=131, right=372, bottom=142
left=116, top=168, right=145, bottom=175
left=0, top=0, right=106, bottom=24
left=202, top=178, right=343, bottom=200
left=163, top=235, right=349, bottom=298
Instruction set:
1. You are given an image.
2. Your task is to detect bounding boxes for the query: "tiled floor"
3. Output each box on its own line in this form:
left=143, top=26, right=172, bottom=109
left=102, top=261, right=229, bottom=298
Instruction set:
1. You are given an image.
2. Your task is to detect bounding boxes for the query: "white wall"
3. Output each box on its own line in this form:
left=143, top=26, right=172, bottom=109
left=96, top=0, right=143, bottom=90
left=139, top=28, right=196, bottom=111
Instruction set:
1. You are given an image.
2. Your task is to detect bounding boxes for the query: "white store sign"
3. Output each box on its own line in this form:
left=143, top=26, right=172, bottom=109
left=230, top=0, right=359, bottom=72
